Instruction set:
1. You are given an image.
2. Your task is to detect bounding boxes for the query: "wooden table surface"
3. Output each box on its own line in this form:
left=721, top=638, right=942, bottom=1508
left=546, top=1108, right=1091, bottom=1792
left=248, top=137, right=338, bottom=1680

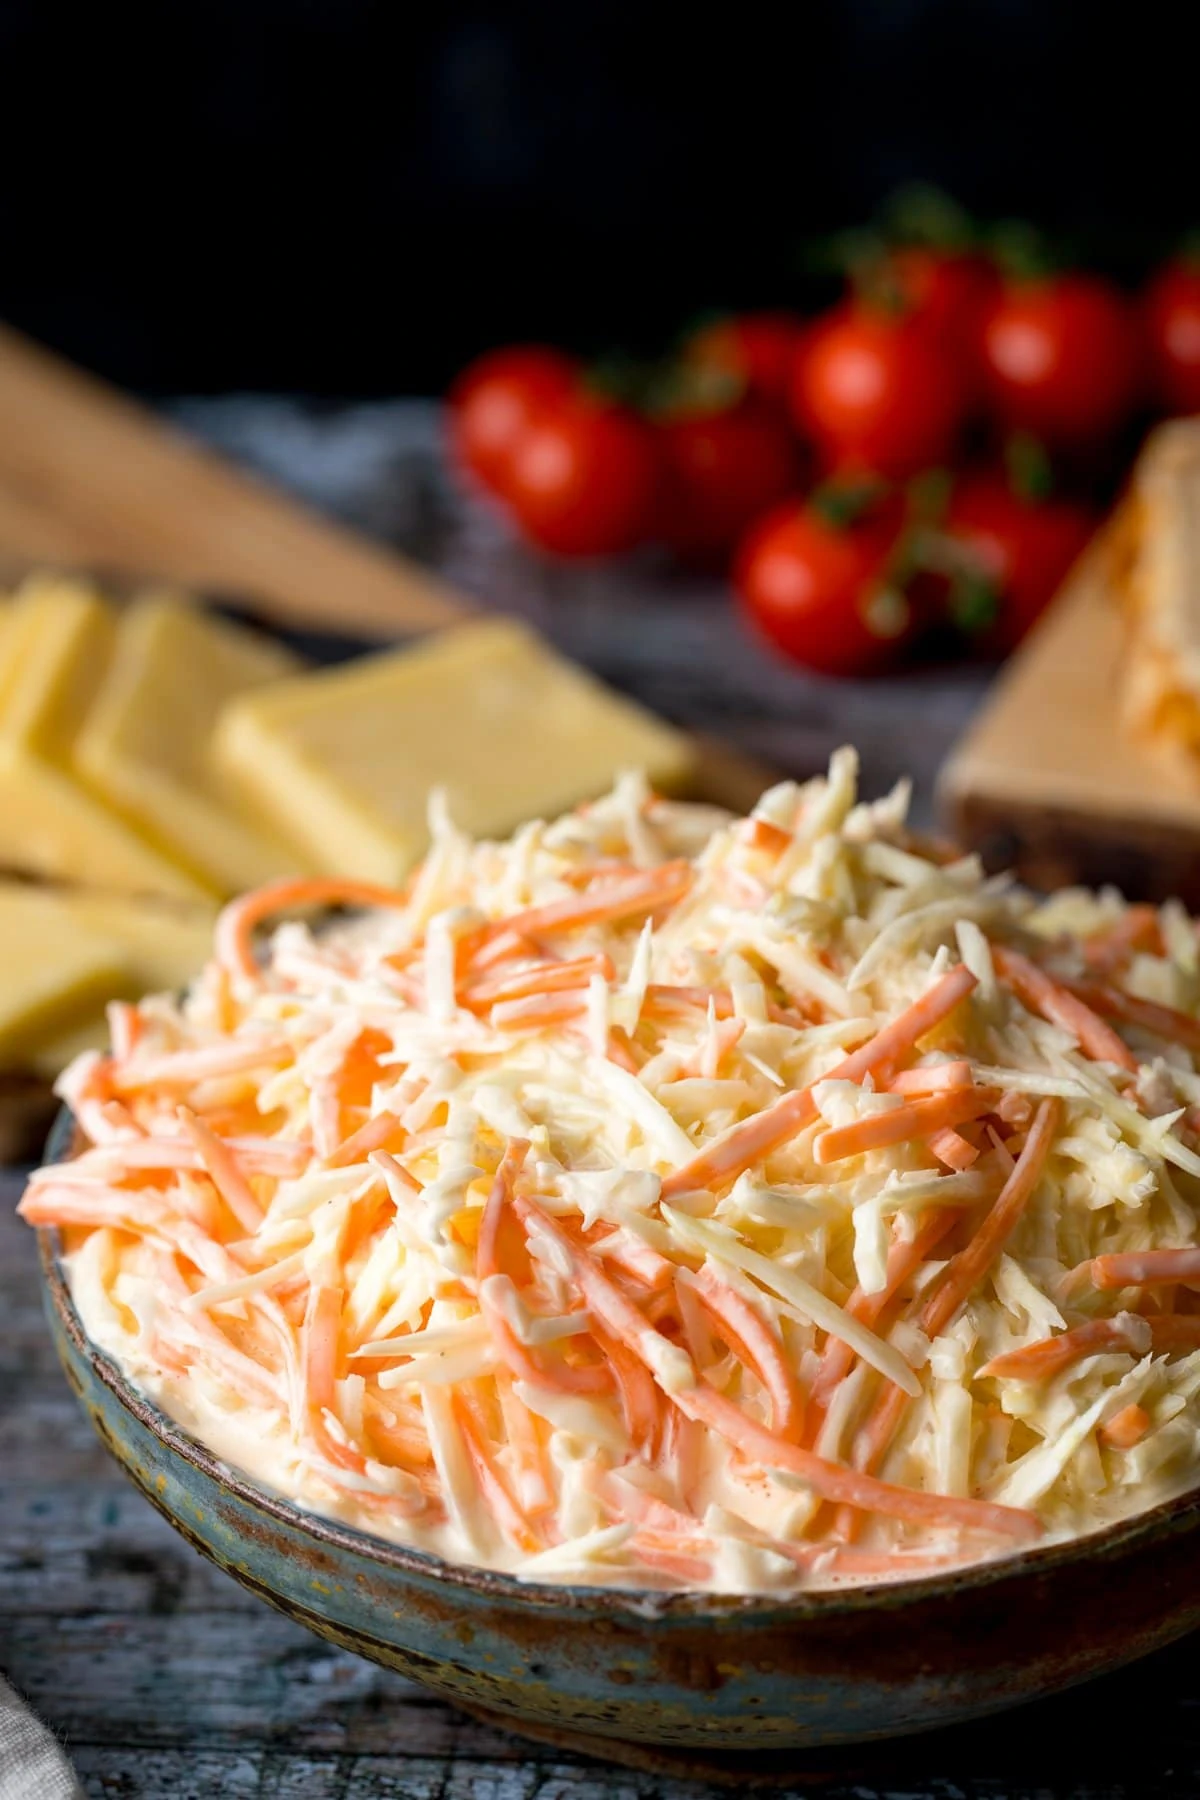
left=3, top=399, right=1200, bottom=1799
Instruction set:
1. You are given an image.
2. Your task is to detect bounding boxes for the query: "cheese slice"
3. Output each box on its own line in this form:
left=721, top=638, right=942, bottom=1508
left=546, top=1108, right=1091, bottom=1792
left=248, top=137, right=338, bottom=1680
left=0, top=745, right=211, bottom=899
left=0, top=885, right=129, bottom=1061
left=213, top=619, right=694, bottom=883
left=5, top=886, right=217, bottom=1077
left=74, top=596, right=310, bottom=895
left=0, top=573, right=115, bottom=756
left=0, top=578, right=208, bottom=899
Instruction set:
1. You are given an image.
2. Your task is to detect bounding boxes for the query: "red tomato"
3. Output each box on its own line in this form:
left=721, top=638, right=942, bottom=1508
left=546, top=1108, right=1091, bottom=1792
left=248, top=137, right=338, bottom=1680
left=978, top=275, right=1141, bottom=450
left=684, top=312, right=806, bottom=410
left=506, top=394, right=662, bottom=558
left=889, top=246, right=999, bottom=346
left=940, top=469, right=1096, bottom=654
left=449, top=346, right=579, bottom=493
left=736, top=491, right=912, bottom=676
left=655, top=397, right=802, bottom=564
left=789, top=304, right=966, bottom=480
left=1142, top=260, right=1200, bottom=415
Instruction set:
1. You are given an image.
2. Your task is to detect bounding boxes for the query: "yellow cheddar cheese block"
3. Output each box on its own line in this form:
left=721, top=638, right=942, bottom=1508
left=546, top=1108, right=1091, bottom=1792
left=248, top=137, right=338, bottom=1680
left=75, top=596, right=309, bottom=895
left=0, top=573, right=115, bottom=756
left=214, top=619, right=695, bottom=883
left=0, top=885, right=129, bottom=1062
left=0, top=745, right=211, bottom=899
left=0, top=578, right=208, bottom=899
left=5, top=886, right=217, bottom=1078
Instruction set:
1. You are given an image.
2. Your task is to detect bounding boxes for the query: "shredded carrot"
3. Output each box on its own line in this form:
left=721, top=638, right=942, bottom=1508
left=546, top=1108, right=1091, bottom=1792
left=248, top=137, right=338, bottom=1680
left=814, top=1088, right=998, bottom=1165
left=1078, top=1248, right=1200, bottom=1291
left=928, top=1127, right=980, bottom=1171
left=217, top=877, right=411, bottom=982
left=689, top=1264, right=805, bottom=1440
left=475, top=861, right=693, bottom=948
left=323, top=1110, right=405, bottom=1169
left=1099, top=1403, right=1152, bottom=1450
left=176, top=1105, right=264, bottom=1234
left=979, top=1316, right=1147, bottom=1381
left=1065, top=981, right=1200, bottom=1054
left=888, top=1061, right=975, bottom=1096
left=992, top=944, right=1137, bottom=1072
left=1081, top=905, right=1163, bottom=971
left=662, top=965, right=979, bottom=1198
left=462, top=953, right=614, bottom=1009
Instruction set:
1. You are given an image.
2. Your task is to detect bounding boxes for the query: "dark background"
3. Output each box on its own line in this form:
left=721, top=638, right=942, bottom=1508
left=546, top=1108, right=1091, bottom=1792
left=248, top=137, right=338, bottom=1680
left=0, top=0, right=1193, bottom=398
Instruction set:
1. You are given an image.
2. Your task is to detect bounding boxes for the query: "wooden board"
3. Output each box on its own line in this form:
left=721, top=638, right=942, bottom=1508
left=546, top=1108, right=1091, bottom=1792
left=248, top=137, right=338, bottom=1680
left=940, top=522, right=1200, bottom=905
left=0, top=322, right=777, bottom=814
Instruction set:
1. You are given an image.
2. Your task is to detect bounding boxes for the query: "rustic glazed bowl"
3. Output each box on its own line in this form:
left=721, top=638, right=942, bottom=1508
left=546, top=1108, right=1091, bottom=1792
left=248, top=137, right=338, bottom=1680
left=36, top=1109, right=1200, bottom=1768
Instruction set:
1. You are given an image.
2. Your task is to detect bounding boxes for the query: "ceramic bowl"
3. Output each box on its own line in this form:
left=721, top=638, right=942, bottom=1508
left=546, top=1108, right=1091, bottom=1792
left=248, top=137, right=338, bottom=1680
left=35, top=1110, right=1200, bottom=1770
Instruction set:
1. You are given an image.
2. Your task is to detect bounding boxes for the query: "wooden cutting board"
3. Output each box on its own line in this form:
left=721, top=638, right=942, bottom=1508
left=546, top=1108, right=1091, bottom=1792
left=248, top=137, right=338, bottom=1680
left=940, top=519, right=1200, bottom=905
left=0, top=321, right=775, bottom=813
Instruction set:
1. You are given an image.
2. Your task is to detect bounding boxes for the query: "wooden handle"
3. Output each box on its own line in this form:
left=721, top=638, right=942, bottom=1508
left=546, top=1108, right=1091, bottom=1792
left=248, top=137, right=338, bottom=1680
left=0, top=322, right=468, bottom=636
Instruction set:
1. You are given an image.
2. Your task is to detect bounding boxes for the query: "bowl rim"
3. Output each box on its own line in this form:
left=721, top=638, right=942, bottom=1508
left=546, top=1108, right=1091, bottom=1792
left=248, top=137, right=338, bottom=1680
left=37, top=1104, right=1200, bottom=1622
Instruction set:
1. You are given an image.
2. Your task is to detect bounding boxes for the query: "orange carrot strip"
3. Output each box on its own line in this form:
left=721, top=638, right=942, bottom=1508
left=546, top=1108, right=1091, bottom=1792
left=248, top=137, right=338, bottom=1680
left=815, top=1089, right=998, bottom=1166
left=595, top=1326, right=663, bottom=1451
left=589, top=1227, right=676, bottom=1291
left=889, top=1060, right=975, bottom=1095
left=176, top=1106, right=263, bottom=1233
left=1081, top=905, right=1162, bottom=971
left=978, top=1315, right=1154, bottom=1381
left=1084, top=1248, right=1200, bottom=1290
left=841, top=1099, right=1060, bottom=1534
left=1099, top=1403, right=1152, bottom=1449
left=661, top=965, right=979, bottom=1198
left=744, top=817, right=794, bottom=856
left=478, top=861, right=694, bottom=946
left=992, top=944, right=1137, bottom=1072
left=1065, top=981, right=1200, bottom=1055
left=113, top=1039, right=292, bottom=1093
left=496, top=1379, right=555, bottom=1516
left=18, top=1185, right=166, bottom=1231
left=928, top=1127, right=980, bottom=1171
left=323, top=1111, right=405, bottom=1169
left=451, top=1392, right=541, bottom=1552
left=808, top=1208, right=961, bottom=1419
left=921, top=1098, right=1060, bottom=1339
left=676, top=1383, right=1038, bottom=1542
left=513, top=1191, right=1036, bottom=1541
left=217, top=877, right=411, bottom=982
left=491, top=992, right=588, bottom=1031
left=302, top=1283, right=370, bottom=1477
left=478, top=1143, right=611, bottom=1395
left=462, top=953, right=614, bottom=1009
left=690, top=1265, right=805, bottom=1440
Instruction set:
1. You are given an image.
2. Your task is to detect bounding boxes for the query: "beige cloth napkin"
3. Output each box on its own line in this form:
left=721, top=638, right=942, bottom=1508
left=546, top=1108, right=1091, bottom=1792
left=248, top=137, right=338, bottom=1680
left=0, top=1676, right=82, bottom=1800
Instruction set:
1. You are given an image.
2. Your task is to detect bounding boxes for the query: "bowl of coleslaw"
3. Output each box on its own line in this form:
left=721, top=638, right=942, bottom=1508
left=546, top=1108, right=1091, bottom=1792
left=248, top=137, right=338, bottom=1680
left=24, top=753, right=1200, bottom=1760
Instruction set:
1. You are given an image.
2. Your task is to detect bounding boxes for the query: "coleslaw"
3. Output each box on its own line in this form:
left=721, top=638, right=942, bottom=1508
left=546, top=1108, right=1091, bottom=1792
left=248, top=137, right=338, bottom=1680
left=21, top=751, right=1200, bottom=1592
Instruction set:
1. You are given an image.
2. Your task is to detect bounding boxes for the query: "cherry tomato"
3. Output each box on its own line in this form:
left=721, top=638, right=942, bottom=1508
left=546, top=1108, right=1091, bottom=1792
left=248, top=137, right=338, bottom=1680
left=736, top=490, right=912, bottom=676
left=789, top=304, right=966, bottom=480
left=449, top=346, right=579, bottom=494
left=978, top=275, right=1141, bottom=450
left=505, top=394, right=662, bottom=558
left=1142, top=260, right=1200, bottom=415
left=655, top=397, right=802, bottom=564
left=887, top=247, right=998, bottom=386
left=939, top=469, right=1095, bottom=655
left=684, top=312, right=806, bottom=411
